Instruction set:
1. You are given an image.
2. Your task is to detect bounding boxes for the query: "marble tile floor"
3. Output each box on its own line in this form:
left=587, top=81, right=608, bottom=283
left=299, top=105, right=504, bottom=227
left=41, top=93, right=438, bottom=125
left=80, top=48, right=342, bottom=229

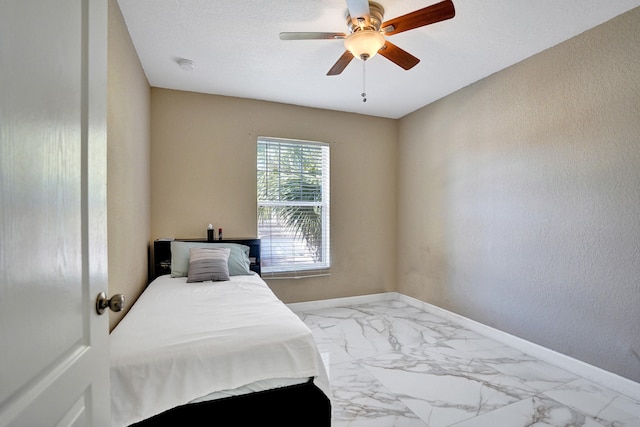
left=291, top=299, right=640, bottom=427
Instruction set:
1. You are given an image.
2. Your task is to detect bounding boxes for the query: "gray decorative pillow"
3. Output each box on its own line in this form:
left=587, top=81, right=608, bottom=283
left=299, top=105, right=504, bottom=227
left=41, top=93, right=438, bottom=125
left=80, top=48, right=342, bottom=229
left=187, top=247, right=231, bottom=282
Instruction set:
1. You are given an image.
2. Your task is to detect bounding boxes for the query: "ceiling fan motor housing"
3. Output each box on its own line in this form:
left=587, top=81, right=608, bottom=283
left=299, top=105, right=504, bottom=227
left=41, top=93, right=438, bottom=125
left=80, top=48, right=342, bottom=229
left=347, top=2, right=384, bottom=33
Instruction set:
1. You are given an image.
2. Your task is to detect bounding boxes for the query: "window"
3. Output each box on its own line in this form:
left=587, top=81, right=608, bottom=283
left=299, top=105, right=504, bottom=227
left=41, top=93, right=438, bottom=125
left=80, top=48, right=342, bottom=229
left=257, top=137, right=330, bottom=278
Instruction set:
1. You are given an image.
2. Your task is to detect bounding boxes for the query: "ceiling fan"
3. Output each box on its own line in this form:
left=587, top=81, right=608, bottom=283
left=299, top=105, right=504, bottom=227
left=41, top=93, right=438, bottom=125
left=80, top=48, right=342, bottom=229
left=280, top=0, right=455, bottom=76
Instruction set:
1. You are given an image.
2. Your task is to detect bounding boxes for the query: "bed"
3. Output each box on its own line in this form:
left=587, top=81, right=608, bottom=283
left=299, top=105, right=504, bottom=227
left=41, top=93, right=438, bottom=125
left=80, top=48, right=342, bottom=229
left=109, top=238, right=331, bottom=426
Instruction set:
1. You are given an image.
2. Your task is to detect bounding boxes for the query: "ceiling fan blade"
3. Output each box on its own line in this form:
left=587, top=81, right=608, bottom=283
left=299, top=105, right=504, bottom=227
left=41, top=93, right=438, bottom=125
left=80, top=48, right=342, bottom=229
left=280, top=32, right=346, bottom=40
left=345, top=0, right=371, bottom=25
left=327, top=50, right=355, bottom=76
left=382, top=0, right=455, bottom=36
left=378, top=41, right=420, bottom=70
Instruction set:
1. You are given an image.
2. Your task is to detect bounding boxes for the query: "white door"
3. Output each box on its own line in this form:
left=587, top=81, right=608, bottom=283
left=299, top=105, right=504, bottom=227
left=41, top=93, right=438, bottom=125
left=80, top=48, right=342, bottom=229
left=0, top=0, right=110, bottom=426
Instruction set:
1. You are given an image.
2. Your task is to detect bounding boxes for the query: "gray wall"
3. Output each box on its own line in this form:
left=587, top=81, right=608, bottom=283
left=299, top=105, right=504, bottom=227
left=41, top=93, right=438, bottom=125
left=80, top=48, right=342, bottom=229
left=397, top=8, right=640, bottom=382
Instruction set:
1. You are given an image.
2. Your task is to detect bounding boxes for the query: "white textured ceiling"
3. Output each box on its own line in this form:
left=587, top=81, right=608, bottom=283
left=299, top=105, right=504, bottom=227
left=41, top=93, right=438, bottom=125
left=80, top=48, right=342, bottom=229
left=116, top=0, right=640, bottom=119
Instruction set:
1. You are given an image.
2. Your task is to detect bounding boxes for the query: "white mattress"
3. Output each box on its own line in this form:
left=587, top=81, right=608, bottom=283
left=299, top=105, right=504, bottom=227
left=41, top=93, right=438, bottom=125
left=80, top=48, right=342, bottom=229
left=110, top=274, right=330, bottom=426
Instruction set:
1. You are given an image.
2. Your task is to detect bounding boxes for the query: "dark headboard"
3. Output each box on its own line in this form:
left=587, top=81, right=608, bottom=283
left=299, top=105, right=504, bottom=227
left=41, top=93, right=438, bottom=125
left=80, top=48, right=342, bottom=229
left=152, top=238, right=261, bottom=281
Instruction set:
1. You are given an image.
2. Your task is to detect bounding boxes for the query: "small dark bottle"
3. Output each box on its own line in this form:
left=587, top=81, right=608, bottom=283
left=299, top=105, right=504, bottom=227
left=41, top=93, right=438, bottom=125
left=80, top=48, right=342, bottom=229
left=218, top=228, right=223, bottom=240
left=207, top=227, right=214, bottom=242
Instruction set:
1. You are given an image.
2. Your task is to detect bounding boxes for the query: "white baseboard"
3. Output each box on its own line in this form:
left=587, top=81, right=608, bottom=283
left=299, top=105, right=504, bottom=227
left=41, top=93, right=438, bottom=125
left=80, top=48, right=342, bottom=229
left=287, top=292, right=395, bottom=312
left=288, top=292, right=640, bottom=401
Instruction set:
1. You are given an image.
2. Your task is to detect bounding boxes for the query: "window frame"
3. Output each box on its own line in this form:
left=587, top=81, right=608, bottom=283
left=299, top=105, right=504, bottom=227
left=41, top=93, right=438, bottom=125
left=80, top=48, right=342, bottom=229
left=257, top=136, right=330, bottom=278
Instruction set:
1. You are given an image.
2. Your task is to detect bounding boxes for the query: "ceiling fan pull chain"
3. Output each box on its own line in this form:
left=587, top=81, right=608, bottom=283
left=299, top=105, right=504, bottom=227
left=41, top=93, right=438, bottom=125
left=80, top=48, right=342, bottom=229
left=361, top=60, right=367, bottom=103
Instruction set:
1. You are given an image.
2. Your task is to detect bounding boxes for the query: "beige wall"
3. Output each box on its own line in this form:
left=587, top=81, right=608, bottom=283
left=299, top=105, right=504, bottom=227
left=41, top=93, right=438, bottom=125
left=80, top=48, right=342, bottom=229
left=397, top=8, right=640, bottom=382
left=110, top=0, right=639, bottom=382
left=107, top=0, right=151, bottom=330
left=150, top=89, right=397, bottom=302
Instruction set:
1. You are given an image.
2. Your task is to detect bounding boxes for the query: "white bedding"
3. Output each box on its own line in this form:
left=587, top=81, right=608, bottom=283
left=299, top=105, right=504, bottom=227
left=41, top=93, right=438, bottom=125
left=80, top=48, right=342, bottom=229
left=110, top=274, right=330, bottom=426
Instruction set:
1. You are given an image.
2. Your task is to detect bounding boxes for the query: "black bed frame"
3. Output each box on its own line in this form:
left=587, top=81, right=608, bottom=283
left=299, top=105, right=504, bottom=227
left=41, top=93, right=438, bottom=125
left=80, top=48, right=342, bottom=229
left=140, top=238, right=331, bottom=427
left=132, top=378, right=330, bottom=427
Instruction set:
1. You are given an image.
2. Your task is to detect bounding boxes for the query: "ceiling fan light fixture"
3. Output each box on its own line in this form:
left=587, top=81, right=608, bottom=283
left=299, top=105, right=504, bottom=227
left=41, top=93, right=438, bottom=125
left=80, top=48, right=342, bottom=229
left=344, top=30, right=385, bottom=61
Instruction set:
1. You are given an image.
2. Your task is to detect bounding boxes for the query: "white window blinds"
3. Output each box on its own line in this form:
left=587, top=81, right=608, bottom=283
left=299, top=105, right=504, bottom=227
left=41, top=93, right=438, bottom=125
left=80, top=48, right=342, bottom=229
left=257, top=137, right=330, bottom=278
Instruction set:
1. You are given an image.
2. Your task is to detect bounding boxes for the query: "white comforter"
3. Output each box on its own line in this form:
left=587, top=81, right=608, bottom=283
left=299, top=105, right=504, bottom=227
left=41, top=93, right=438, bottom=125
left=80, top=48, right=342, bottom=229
left=110, top=274, right=329, bottom=426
